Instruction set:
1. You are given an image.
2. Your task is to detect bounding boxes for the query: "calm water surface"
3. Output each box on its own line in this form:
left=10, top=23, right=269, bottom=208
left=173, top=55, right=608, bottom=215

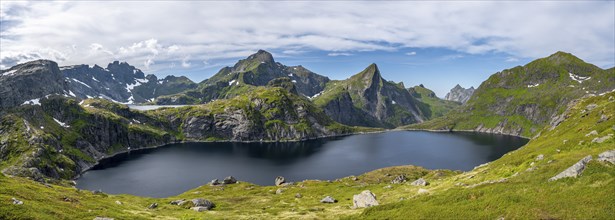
left=76, top=131, right=527, bottom=197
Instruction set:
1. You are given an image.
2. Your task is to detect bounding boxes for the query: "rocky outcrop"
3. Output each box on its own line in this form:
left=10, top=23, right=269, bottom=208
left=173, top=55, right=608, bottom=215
left=597, top=150, right=615, bottom=164
left=275, top=176, right=286, bottom=186
left=353, top=190, right=379, bottom=208
left=320, top=196, right=337, bottom=203
left=315, top=64, right=425, bottom=128
left=410, top=178, right=429, bottom=186
left=444, top=84, right=475, bottom=104
left=0, top=60, right=69, bottom=110
left=549, top=155, right=592, bottom=181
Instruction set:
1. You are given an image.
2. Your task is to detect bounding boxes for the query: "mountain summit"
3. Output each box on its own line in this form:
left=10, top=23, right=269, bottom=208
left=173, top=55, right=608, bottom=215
left=313, top=63, right=425, bottom=128
left=156, top=50, right=330, bottom=104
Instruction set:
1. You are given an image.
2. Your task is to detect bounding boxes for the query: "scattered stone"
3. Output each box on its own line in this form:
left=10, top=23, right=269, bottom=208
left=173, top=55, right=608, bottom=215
left=592, top=134, right=613, bottom=143
left=275, top=176, right=286, bottom=186
left=11, top=198, right=23, bottom=205
left=191, top=198, right=214, bottom=209
left=383, top=185, right=392, bottom=189
left=170, top=199, right=185, bottom=205
left=563, top=140, right=568, bottom=144
left=547, top=160, right=554, bottom=164
left=598, top=114, right=609, bottom=123
left=410, top=178, right=429, bottom=186
left=92, top=189, right=103, bottom=194
left=585, top=130, right=598, bottom=136
left=556, top=149, right=561, bottom=153
left=223, top=176, right=237, bottom=184
left=417, top=189, right=430, bottom=194
left=549, top=155, right=592, bottom=181
left=295, top=193, right=302, bottom=198
left=586, top=103, right=597, bottom=111
left=536, top=154, right=544, bottom=161
left=191, top=206, right=210, bottom=212
left=148, top=203, right=158, bottom=209
left=209, top=179, right=220, bottom=186
left=115, top=201, right=122, bottom=205
left=320, top=196, right=337, bottom=203
left=353, top=190, right=379, bottom=208
left=351, top=176, right=358, bottom=181
left=275, top=188, right=285, bottom=194
left=93, top=217, right=114, bottom=220
left=391, top=174, right=406, bottom=184
left=597, top=150, right=615, bottom=164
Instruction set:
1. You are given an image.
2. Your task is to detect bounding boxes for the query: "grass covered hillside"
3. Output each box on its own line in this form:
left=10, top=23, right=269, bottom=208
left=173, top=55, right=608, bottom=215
left=1, top=92, right=613, bottom=220
left=408, top=85, right=461, bottom=119
left=407, top=51, right=615, bottom=137
left=0, top=86, right=362, bottom=185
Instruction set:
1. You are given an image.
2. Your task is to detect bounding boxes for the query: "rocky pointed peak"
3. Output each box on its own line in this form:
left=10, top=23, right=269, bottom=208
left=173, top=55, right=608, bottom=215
left=453, top=84, right=463, bottom=89
left=357, top=63, right=382, bottom=81
left=246, top=49, right=275, bottom=64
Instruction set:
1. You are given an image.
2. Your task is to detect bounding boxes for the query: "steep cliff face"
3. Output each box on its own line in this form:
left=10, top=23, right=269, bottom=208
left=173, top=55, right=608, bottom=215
left=0, top=96, right=178, bottom=181
left=313, top=64, right=425, bottom=128
left=410, top=51, right=615, bottom=137
left=62, top=61, right=197, bottom=103
left=0, top=87, right=354, bottom=181
left=0, top=60, right=69, bottom=110
left=156, top=50, right=330, bottom=104
left=444, top=84, right=475, bottom=104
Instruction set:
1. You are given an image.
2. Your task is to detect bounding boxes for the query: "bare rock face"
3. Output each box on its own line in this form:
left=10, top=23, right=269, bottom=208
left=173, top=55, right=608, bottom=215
left=353, top=190, right=379, bottom=208
left=0, top=60, right=69, bottom=110
left=597, top=150, right=615, bottom=164
left=275, top=176, right=286, bottom=186
left=444, top=84, right=475, bottom=104
left=410, top=178, right=429, bottom=186
left=320, top=196, right=337, bottom=203
left=549, top=155, right=592, bottom=181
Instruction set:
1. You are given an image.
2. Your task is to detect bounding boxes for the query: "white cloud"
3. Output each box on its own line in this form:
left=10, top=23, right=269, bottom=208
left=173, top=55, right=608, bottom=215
left=406, top=51, right=417, bottom=56
left=327, top=52, right=353, bottom=57
left=0, top=1, right=613, bottom=70
left=505, top=57, right=520, bottom=62
left=181, top=56, right=191, bottom=68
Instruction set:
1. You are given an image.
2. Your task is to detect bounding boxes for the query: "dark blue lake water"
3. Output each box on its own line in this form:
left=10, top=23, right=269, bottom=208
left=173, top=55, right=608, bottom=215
left=76, top=131, right=527, bottom=197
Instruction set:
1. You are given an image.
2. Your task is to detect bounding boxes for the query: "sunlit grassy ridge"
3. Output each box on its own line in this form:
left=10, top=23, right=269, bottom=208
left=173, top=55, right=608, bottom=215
left=1, top=92, right=613, bottom=219
left=407, top=52, right=615, bottom=137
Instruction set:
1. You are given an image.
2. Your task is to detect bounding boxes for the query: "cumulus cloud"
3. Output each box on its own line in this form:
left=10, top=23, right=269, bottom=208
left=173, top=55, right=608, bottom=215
left=0, top=1, right=613, bottom=70
left=406, top=52, right=417, bottom=56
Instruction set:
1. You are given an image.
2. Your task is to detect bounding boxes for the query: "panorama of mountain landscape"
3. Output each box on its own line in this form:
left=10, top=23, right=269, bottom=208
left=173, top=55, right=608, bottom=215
left=1, top=1, right=614, bottom=219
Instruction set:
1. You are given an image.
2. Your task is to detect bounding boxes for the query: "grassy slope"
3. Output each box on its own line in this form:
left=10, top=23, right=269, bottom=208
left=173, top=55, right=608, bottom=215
left=407, top=52, right=614, bottom=137
left=1, top=91, right=613, bottom=219
left=360, top=92, right=615, bottom=219
left=408, top=85, right=461, bottom=119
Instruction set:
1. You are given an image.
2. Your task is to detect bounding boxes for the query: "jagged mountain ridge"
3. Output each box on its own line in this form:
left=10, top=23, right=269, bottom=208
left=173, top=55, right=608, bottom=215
left=62, top=61, right=197, bottom=103
left=444, top=84, right=475, bottom=103
left=313, top=64, right=425, bottom=128
left=156, top=50, right=330, bottom=104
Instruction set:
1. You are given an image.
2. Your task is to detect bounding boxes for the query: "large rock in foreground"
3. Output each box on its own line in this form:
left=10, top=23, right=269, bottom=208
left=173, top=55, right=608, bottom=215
left=549, top=155, right=592, bottom=181
left=353, top=190, right=379, bottom=208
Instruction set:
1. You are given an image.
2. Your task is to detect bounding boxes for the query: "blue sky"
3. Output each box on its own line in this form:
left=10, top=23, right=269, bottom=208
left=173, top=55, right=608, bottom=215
left=1, top=1, right=613, bottom=97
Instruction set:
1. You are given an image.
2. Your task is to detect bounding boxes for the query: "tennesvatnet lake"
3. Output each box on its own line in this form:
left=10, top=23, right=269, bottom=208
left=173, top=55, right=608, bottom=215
left=76, top=131, right=527, bottom=197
